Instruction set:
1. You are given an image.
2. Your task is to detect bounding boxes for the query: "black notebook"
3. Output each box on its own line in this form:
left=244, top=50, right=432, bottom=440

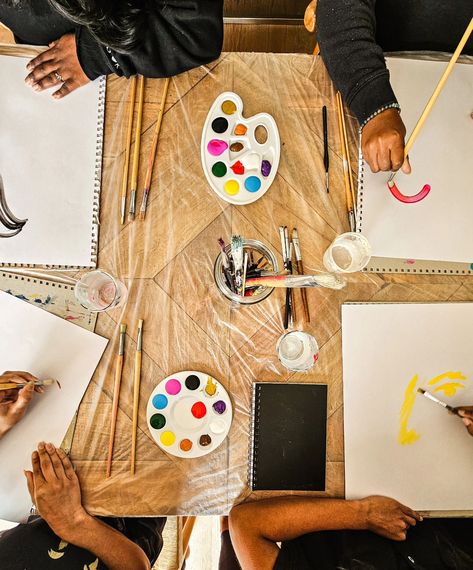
left=249, top=382, right=327, bottom=491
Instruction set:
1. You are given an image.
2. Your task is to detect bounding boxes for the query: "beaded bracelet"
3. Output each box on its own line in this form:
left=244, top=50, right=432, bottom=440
left=359, top=102, right=401, bottom=132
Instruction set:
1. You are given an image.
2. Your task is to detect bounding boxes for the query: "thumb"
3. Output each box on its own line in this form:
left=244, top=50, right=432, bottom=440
left=24, top=470, right=35, bottom=502
left=401, top=155, right=411, bottom=175
left=9, top=383, right=34, bottom=418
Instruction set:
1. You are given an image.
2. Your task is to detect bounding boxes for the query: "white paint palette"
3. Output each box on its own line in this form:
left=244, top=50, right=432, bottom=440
left=201, top=92, right=280, bottom=205
left=146, top=370, right=233, bottom=458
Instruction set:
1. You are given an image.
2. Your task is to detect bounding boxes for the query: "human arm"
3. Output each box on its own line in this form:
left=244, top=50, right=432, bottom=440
left=229, top=496, right=422, bottom=570
left=24, top=442, right=150, bottom=570
left=0, top=371, right=39, bottom=438
left=316, top=0, right=410, bottom=173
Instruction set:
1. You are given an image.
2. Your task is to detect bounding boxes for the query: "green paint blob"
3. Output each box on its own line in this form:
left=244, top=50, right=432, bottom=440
left=212, top=161, right=227, bottom=177
left=150, top=413, right=166, bottom=430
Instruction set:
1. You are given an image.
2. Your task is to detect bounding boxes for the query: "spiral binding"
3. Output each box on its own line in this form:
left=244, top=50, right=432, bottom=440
left=356, top=144, right=364, bottom=233
left=248, top=383, right=262, bottom=490
left=1, top=75, right=106, bottom=271
left=0, top=271, right=74, bottom=290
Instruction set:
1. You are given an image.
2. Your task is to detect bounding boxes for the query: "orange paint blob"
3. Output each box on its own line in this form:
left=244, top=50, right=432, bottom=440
left=180, top=439, right=193, bottom=452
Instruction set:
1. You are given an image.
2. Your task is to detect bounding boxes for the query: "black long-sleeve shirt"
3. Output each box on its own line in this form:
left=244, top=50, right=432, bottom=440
left=0, top=0, right=224, bottom=79
left=316, top=0, right=473, bottom=126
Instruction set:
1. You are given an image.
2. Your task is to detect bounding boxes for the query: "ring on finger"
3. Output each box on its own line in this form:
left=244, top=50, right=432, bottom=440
left=54, top=71, right=64, bottom=83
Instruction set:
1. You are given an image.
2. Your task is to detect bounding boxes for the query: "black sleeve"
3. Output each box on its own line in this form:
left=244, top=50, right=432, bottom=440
left=75, top=0, right=224, bottom=80
left=316, top=0, right=398, bottom=126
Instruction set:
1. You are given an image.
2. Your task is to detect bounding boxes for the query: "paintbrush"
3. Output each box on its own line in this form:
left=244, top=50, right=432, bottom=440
left=335, top=92, right=355, bottom=232
left=131, top=319, right=143, bottom=476
left=292, top=228, right=310, bottom=323
left=106, top=323, right=127, bottom=478
left=322, top=105, right=329, bottom=194
left=231, top=235, right=244, bottom=296
left=128, top=75, right=145, bottom=221
left=279, top=226, right=291, bottom=329
left=417, top=388, right=459, bottom=415
left=0, top=378, right=59, bottom=391
left=245, top=273, right=346, bottom=290
left=120, top=76, right=137, bottom=225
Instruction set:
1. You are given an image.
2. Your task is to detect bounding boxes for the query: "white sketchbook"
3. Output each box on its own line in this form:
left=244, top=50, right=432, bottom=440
left=0, top=291, right=107, bottom=522
left=342, top=302, right=473, bottom=511
left=357, top=58, right=473, bottom=264
left=0, top=53, right=105, bottom=267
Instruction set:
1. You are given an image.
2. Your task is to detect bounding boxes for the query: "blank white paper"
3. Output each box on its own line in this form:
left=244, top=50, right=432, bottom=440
left=0, top=54, right=104, bottom=266
left=358, top=58, right=473, bottom=263
left=342, top=303, right=473, bottom=511
left=0, top=291, right=107, bottom=522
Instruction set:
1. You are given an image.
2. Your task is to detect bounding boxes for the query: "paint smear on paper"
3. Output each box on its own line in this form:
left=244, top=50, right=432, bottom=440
left=398, top=374, right=421, bottom=445
left=427, top=371, right=466, bottom=393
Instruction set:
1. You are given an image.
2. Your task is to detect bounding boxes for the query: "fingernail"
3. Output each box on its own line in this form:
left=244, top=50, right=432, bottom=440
left=46, top=442, right=54, bottom=452
left=32, top=451, right=38, bottom=459
left=463, top=418, right=472, bottom=426
left=26, top=63, right=33, bottom=71
left=38, top=442, right=45, bottom=449
left=32, top=84, right=41, bottom=92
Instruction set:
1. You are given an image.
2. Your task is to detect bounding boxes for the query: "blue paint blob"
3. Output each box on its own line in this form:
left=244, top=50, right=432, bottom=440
left=244, top=176, right=261, bottom=193
left=152, top=394, right=168, bottom=410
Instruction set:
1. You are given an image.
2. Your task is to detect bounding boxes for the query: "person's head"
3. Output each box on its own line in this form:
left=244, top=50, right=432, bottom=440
left=48, top=0, right=149, bottom=53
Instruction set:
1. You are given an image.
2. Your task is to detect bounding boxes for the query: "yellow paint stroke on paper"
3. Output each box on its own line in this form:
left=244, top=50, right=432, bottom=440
left=427, top=371, right=466, bottom=397
left=398, top=374, right=420, bottom=445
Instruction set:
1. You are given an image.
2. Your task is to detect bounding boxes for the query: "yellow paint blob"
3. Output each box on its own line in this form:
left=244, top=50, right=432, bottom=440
left=398, top=374, right=421, bottom=445
left=160, top=431, right=176, bottom=447
left=433, top=382, right=465, bottom=397
left=224, top=180, right=239, bottom=196
left=221, top=100, right=237, bottom=115
left=205, top=377, right=217, bottom=396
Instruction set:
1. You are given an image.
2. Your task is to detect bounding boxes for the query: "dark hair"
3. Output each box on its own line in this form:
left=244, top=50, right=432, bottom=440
left=48, top=0, right=149, bottom=53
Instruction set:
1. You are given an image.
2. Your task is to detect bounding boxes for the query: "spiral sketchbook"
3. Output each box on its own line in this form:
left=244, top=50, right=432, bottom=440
left=357, top=58, right=473, bottom=274
left=0, top=51, right=105, bottom=268
left=248, top=382, right=327, bottom=491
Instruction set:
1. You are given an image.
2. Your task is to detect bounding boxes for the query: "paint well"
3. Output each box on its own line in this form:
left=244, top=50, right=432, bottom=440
left=152, top=394, right=168, bottom=410
left=245, top=176, right=261, bottom=193
left=211, top=117, right=228, bottom=134
left=224, top=180, right=239, bottom=196
left=199, top=434, right=212, bottom=447
left=234, top=123, right=247, bottom=135
left=165, top=379, right=181, bottom=395
left=207, top=139, right=228, bottom=157
left=210, top=419, right=226, bottom=434
left=230, top=142, right=244, bottom=153
left=160, top=431, right=176, bottom=447
left=213, top=400, right=226, bottom=415
left=150, top=413, right=166, bottom=430
left=221, top=100, right=237, bottom=115
left=191, top=401, right=207, bottom=419
left=398, top=374, right=420, bottom=445
left=212, top=162, right=227, bottom=178
left=185, top=374, right=201, bottom=391
left=261, top=160, right=272, bottom=177
left=230, top=161, right=244, bottom=175
left=205, top=377, right=217, bottom=396
left=180, top=439, right=193, bottom=452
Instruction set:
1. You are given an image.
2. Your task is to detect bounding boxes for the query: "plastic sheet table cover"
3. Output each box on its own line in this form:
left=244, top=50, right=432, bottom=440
left=60, top=53, right=473, bottom=516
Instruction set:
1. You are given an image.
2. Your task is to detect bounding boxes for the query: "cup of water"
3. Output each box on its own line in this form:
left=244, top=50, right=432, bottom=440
left=276, top=330, right=319, bottom=372
left=323, top=232, right=371, bottom=273
left=74, top=270, right=128, bottom=312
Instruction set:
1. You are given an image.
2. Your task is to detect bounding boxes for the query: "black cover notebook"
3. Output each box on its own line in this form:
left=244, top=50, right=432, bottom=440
left=249, top=382, right=327, bottom=491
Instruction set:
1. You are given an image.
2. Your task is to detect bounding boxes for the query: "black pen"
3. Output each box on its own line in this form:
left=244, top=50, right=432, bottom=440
left=323, top=105, right=329, bottom=194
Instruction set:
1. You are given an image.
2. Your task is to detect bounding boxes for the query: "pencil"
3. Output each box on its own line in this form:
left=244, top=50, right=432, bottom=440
left=139, top=77, right=170, bottom=221
left=106, top=323, right=127, bottom=478
left=128, top=75, right=146, bottom=221
left=120, top=76, right=137, bottom=225
left=0, top=378, right=57, bottom=391
left=131, top=319, right=143, bottom=476
left=336, top=92, right=355, bottom=232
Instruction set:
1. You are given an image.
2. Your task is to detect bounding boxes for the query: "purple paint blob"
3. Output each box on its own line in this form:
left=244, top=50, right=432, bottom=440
left=207, top=139, right=228, bottom=157
left=165, top=379, right=181, bottom=395
left=213, top=400, right=227, bottom=415
left=261, top=160, right=272, bottom=177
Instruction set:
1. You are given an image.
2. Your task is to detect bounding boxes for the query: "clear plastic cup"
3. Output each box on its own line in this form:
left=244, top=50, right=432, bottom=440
left=276, top=330, right=319, bottom=372
left=323, top=232, right=371, bottom=273
left=74, top=270, right=128, bottom=312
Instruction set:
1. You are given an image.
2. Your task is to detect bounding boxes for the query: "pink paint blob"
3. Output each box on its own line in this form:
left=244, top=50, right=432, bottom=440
left=388, top=181, right=431, bottom=204
left=405, top=259, right=416, bottom=265
left=165, top=379, right=181, bottom=395
left=207, top=139, right=228, bottom=157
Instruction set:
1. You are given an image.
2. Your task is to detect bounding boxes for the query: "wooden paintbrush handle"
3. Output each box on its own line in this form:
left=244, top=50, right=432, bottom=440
left=106, top=354, right=124, bottom=478
left=296, top=260, right=311, bottom=323
left=131, top=350, right=142, bottom=475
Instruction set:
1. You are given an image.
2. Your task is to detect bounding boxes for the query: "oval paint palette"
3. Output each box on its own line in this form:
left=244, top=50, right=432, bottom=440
left=146, top=371, right=233, bottom=458
left=201, top=92, right=280, bottom=205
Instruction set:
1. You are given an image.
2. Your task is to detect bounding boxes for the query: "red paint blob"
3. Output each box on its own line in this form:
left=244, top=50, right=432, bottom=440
left=191, top=401, right=207, bottom=419
left=230, top=161, right=244, bottom=175
left=388, top=181, right=431, bottom=204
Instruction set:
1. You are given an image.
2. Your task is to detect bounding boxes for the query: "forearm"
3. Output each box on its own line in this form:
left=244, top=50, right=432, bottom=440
left=231, top=497, right=367, bottom=542
left=58, top=513, right=150, bottom=570
left=317, top=0, right=397, bottom=125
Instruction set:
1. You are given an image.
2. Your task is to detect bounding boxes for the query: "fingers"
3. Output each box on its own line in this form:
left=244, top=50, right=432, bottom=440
left=31, top=450, right=45, bottom=484
left=462, top=417, right=473, bottom=436
left=2, top=371, right=37, bottom=384
left=37, top=442, right=57, bottom=481
left=400, top=504, right=422, bottom=522
left=401, top=156, right=411, bottom=174
left=25, top=60, right=60, bottom=88
left=26, top=48, right=57, bottom=73
left=24, top=469, right=35, bottom=501
left=455, top=406, right=473, bottom=418
left=52, top=80, right=78, bottom=100
left=57, top=447, right=77, bottom=480
left=11, top=380, right=34, bottom=410
left=45, top=443, right=66, bottom=478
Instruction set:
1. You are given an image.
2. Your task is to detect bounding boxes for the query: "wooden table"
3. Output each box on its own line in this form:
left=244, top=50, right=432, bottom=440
left=67, top=53, right=473, bottom=517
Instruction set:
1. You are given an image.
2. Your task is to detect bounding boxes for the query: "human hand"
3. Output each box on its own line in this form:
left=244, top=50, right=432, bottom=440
left=24, top=442, right=89, bottom=542
left=25, top=33, right=90, bottom=99
left=359, top=495, right=422, bottom=541
left=0, top=371, right=40, bottom=438
left=361, top=109, right=412, bottom=174
left=454, top=407, right=473, bottom=436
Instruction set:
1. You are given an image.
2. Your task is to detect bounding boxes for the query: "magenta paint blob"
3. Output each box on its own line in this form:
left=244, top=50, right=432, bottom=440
left=207, top=139, right=228, bottom=157
left=165, top=379, right=181, bottom=395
